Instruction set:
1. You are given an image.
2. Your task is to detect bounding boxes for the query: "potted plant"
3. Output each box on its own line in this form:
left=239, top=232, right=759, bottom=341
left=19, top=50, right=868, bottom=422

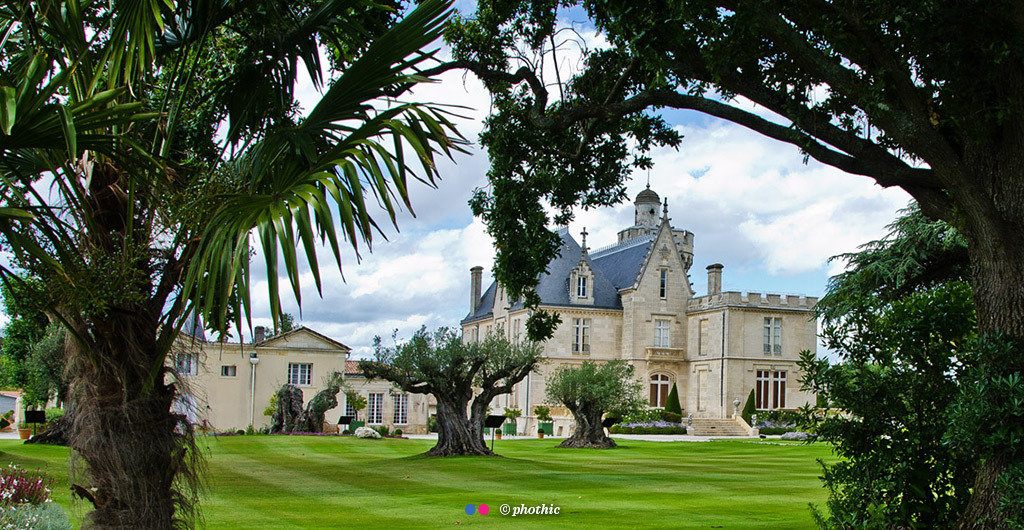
left=534, top=406, right=554, bottom=438
left=502, top=407, right=521, bottom=436
left=344, top=391, right=367, bottom=432
left=17, top=421, right=30, bottom=440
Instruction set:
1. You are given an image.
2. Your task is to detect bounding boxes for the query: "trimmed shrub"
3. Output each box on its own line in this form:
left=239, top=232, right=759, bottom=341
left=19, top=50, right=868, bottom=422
left=665, top=383, right=682, bottom=416
left=659, top=410, right=682, bottom=424
left=758, top=427, right=795, bottom=436
left=609, top=422, right=686, bottom=435
left=741, top=388, right=756, bottom=425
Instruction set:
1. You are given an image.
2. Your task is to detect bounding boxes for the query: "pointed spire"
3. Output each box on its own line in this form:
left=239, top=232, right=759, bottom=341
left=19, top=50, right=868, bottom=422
left=661, top=198, right=670, bottom=224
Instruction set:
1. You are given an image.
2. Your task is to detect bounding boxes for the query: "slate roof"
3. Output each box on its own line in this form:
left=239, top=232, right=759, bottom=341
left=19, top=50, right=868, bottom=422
left=464, top=228, right=658, bottom=323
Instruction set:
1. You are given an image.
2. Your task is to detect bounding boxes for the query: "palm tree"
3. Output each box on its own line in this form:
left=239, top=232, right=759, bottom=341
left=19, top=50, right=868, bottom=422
left=0, top=1, right=461, bottom=527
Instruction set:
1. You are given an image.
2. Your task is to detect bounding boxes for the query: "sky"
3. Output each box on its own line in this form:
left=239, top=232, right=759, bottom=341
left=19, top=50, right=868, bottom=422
left=0, top=3, right=913, bottom=359
left=239, top=4, right=912, bottom=358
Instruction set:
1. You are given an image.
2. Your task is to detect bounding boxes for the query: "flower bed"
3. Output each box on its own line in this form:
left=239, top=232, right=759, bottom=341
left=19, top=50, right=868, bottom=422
left=610, top=421, right=687, bottom=435
left=0, top=464, right=70, bottom=529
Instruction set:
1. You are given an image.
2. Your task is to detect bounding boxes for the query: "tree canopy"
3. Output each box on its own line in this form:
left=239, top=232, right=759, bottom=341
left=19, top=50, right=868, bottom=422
left=360, top=327, right=543, bottom=456
left=444, top=2, right=1024, bottom=525
left=0, top=0, right=462, bottom=527
left=545, top=359, right=644, bottom=449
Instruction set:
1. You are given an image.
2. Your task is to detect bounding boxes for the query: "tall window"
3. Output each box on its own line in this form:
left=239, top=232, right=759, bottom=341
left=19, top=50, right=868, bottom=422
left=659, top=269, right=667, bottom=298
left=756, top=370, right=771, bottom=409
left=572, top=318, right=591, bottom=353
left=512, top=318, right=521, bottom=343
left=288, top=363, right=312, bottom=386
left=654, top=319, right=671, bottom=348
left=649, top=374, right=671, bottom=407
left=393, top=393, right=409, bottom=424
left=755, top=370, right=787, bottom=410
left=176, top=353, right=199, bottom=376
left=577, top=275, right=588, bottom=298
left=699, top=318, right=709, bottom=355
left=367, top=393, right=384, bottom=424
left=772, top=371, right=787, bottom=409
left=763, top=317, right=782, bottom=355
left=345, top=396, right=357, bottom=417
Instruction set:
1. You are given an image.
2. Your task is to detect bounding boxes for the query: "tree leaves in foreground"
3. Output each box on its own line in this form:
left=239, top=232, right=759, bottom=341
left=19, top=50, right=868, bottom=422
left=803, top=204, right=1023, bottom=528
left=359, top=327, right=543, bottom=456
left=442, top=2, right=1024, bottom=524
left=545, top=359, right=644, bottom=449
left=0, top=0, right=461, bottom=527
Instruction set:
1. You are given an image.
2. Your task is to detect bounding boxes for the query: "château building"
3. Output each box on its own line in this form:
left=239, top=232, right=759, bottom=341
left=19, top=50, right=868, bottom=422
left=462, top=186, right=818, bottom=436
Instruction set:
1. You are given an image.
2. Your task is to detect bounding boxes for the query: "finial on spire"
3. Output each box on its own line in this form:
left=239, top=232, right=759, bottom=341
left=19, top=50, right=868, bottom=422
left=581, top=227, right=589, bottom=254
left=662, top=198, right=670, bottom=223
left=646, top=170, right=651, bottom=189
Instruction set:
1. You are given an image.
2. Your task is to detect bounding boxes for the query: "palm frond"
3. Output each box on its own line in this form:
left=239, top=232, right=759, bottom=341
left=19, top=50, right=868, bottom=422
left=184, top=0, right=463, bottom=334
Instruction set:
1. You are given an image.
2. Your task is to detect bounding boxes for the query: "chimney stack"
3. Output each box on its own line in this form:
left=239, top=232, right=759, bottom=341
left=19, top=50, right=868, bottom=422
left=707, top=264, right=723, bottom=295
left=254, top=326, right=266, bottom=343
left=470, top=266, right=483, bottom=314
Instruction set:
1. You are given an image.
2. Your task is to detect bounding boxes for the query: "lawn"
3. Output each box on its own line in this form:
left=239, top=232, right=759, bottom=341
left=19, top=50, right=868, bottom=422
left=0, top=436, right=836, bottom=528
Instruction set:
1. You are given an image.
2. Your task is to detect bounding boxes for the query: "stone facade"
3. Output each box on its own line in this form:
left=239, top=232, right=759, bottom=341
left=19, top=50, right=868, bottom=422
left=462, top=187, right=818, bottom=436
left=172, top=326, right=352, bottom=431
left=171, top=326, right=431, bottom=433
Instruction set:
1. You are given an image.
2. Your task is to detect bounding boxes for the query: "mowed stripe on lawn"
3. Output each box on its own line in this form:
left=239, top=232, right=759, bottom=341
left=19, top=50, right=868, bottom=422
left=0, top=436, right=836, bottom=529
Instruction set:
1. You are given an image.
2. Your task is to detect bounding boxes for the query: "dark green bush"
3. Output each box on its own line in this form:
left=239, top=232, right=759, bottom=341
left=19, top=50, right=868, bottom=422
left=758, top=427, right=794, bottom=436
left=665, top=383, right=682, bottom=416
left=659, top=410, right=682, bottom=423
left=741, top=389, right=756, bottom=425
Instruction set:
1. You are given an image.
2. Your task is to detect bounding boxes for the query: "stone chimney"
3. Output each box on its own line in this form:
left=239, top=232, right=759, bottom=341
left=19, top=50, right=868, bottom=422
left=470, top=266, right=483, bottom=315
left=707, top=263, right=723, bottom=295
left=254, top=326, right=266, bottom=343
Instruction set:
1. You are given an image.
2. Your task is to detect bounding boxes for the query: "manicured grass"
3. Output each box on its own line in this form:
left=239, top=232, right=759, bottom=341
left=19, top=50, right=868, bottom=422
left=0, top=436, right=837, bottom=528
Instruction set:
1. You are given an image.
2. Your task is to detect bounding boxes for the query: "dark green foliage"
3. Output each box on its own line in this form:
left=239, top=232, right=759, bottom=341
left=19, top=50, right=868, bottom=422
left=757, top=427, right=794, bottom=436
left=665, top=383, right=681, bottom=416
left=817, top=204, right=968, bottom=323
left=741, top=389, right=755, bottom=425
left=945, top=335, right=1024, bottom=527
left=610, top=425, right=686, bottom=435
left=801, top=279, right=978, bottom=527
left=658, top=410, right=682, bottom=424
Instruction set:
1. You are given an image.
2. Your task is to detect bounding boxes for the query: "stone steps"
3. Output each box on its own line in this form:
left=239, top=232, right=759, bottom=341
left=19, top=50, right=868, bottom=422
left=688, top=418, right=753, bottom=437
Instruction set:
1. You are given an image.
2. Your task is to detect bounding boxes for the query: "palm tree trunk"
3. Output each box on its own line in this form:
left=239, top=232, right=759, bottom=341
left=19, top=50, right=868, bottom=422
left=65, top=314, right=198, bottom=529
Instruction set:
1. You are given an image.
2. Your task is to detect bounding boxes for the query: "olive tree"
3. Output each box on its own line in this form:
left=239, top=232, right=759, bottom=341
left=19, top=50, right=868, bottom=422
left=545, top=360, right=644, bottom=449
left=359, top=327, right=543, bottom=456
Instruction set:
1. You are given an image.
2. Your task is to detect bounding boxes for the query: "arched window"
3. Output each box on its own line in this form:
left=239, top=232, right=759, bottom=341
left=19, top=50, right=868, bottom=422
left=649, top=374, right=671, bottom=407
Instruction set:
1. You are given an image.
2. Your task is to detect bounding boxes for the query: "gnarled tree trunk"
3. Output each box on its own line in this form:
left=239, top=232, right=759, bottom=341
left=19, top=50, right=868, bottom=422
left=426, top=396, right=492, bottom=456
left=270, top=385, right=305, bottom=433
left=559, top=403, right=615, bottom=449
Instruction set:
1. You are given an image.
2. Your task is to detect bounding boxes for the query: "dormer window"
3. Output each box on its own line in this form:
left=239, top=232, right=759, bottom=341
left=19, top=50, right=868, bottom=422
left=577, top=276, right=588, bottom=298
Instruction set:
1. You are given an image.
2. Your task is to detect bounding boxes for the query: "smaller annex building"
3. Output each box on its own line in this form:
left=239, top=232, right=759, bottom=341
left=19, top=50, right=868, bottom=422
left=173, top=325, right=429, bottom=433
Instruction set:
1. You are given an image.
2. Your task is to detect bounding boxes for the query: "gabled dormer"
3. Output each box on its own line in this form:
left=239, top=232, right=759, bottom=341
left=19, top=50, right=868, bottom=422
left=569, top=229, right=595, bottom=306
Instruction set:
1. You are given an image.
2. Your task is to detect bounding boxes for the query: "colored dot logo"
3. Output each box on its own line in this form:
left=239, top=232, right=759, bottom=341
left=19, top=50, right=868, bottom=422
left=465, top=503, right=489, bottom=515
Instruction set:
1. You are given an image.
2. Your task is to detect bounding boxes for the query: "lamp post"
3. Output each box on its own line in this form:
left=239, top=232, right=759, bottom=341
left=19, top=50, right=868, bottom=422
left=249, top=352, right=260, bottom=427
